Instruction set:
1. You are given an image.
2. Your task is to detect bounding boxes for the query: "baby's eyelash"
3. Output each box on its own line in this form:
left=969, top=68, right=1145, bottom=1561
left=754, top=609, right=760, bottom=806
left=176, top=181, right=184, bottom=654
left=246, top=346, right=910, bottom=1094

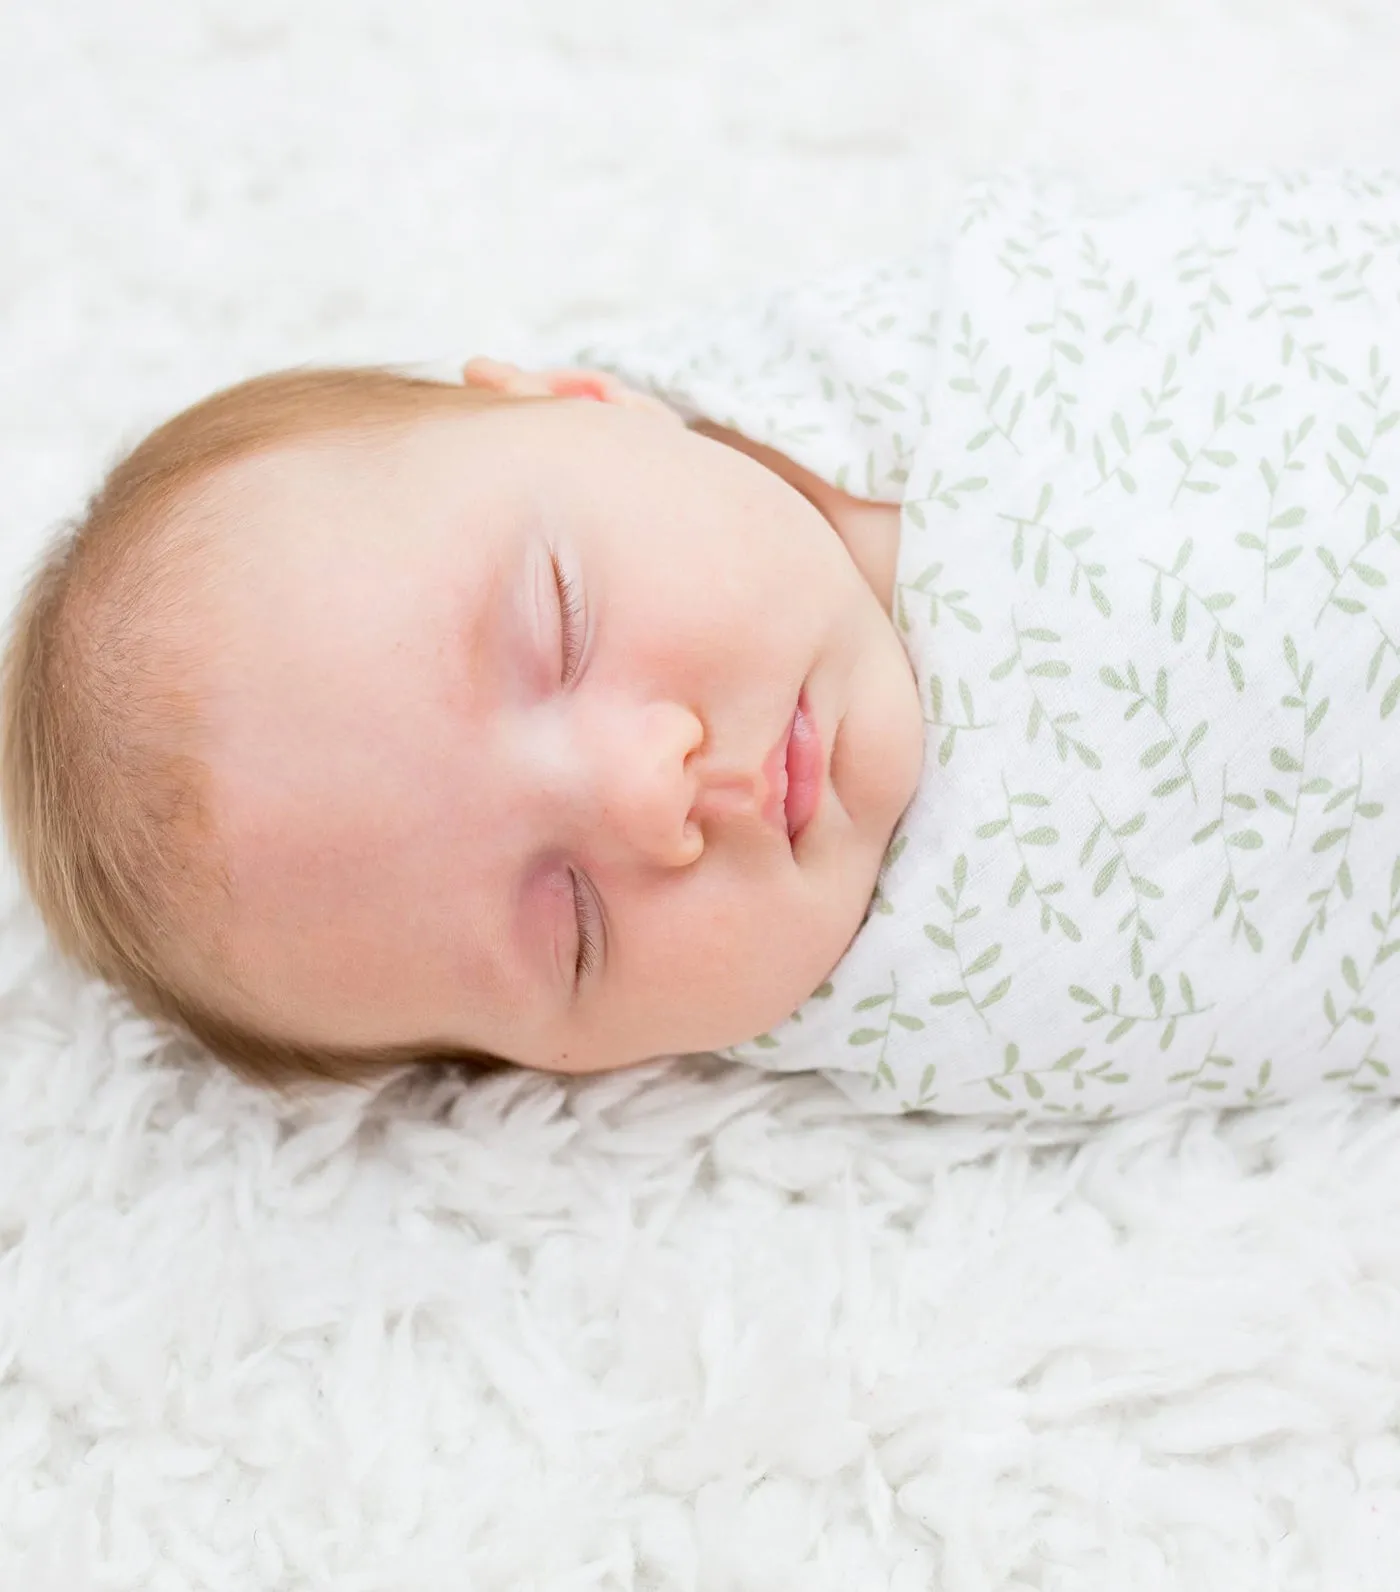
left=552, top=554, right=584, bottom=686
left=570, top=869, right=601, bottom=988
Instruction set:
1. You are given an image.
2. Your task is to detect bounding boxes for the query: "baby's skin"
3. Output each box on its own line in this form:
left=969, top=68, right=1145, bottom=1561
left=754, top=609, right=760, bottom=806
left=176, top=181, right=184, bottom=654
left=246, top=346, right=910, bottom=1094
left=186, top=359, right=924, bottom=1074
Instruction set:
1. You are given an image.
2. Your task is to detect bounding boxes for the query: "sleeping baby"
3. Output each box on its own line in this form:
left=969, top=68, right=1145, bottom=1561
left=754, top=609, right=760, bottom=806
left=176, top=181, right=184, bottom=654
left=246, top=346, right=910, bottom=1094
left=6, top=169, right=1399, bottom=1119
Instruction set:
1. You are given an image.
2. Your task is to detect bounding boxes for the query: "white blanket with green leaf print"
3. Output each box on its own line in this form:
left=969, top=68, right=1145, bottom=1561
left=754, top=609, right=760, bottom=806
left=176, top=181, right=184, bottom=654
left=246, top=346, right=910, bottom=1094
left=574, top=170, right=1400, bottom=1118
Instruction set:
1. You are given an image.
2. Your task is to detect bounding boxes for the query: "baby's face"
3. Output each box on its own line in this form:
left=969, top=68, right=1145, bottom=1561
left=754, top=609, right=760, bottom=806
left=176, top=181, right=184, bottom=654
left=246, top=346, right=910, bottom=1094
left=193, top=397, right=923, bottom=1073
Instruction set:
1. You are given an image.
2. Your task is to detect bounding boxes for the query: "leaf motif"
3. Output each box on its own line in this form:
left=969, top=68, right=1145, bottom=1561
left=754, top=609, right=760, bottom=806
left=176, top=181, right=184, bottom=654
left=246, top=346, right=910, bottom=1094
left=978, top=976, right=1012, bottom=1010
left=965, top=944, right=1002, bottom=977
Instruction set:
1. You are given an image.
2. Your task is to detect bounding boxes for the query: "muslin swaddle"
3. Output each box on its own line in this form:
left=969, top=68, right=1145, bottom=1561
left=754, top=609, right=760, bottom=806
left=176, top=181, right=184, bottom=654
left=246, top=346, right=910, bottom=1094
left=574, top=171, right=1400, bottom=1118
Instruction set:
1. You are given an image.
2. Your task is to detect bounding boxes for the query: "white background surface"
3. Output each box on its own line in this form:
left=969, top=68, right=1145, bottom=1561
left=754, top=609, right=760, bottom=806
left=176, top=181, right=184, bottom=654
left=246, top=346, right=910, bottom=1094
left=5, top=2, right=1400, bottom=1588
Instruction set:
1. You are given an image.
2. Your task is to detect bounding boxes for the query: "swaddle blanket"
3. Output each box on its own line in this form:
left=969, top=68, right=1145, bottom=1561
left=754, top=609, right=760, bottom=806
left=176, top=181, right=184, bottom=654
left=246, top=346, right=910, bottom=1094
left=574, top=171, right=1400, bottom=1118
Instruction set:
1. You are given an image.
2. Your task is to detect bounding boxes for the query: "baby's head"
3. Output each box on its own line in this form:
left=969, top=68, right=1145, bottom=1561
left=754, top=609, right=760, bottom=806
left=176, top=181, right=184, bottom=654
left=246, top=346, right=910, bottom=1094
left=2, top=361, right=923, bottom=1087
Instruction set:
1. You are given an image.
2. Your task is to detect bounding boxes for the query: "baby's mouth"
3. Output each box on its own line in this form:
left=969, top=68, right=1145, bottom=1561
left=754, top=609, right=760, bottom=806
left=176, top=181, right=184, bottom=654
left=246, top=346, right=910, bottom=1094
left=782, top=691, right=823, bottom=843
left=760, top=690, right=824, bottom=844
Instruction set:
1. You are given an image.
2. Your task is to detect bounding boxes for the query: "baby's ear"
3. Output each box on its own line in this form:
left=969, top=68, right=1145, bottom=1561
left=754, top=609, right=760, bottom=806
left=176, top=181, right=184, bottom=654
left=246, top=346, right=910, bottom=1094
left=461, top=357, right=681, bottom=421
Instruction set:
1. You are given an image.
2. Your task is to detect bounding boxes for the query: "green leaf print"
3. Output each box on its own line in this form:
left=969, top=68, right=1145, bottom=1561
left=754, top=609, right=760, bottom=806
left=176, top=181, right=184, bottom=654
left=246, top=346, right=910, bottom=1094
left=1174, top=236, right=1237, bottom=355
left=950, top=313, right=1025, bottom=455
left=988, top=612, right=1101, bottom=768
left=847, top=972, right=926, bottom=1092
left=924, top=854, right=1009, bottom=1031
left=1292, top=757, right=1386, bottom=961
left=1323, top=347, right=1398, bottom=505
left=1099, top=658, right=1207, bottom=801
left=958, top=180, right=1006, bottom=236
left=1078, top=233, right=1156, bottom=346
left=1321, top=855, right=1400, bottom=1046
left=1191, top=764, right=1266, bottom=952
left=996, top=216, right=1059, bottom=288
left=1322, top=1036, right=1394, bottom=1095
left=975, top=773, right=1081, bottom=940
left=997, top=486, right=1112, bottom=617
left=1142, top=538, right=1246, bottom=692
left=1314, top=501, right=1400, bottom=626
left=897, top=562, right=982, bottom=636
left=1263, top=635, right=1332, bottom=843
left=1247, top=275, right=1350, bottom=384
left=1168, top=1040, right=1276, bottom=1106
left=964, top=1039, right=1128, bottom=1107
left=1280, top=215, right=1380, bottom=305
left=1079, top=798, right=1161, bottom=979
left=1168, top=380, right=1281, bottom=504
left=1024, top=295, right=1083, bottom=453
left=865, top=833, right=908, bottom=918
left=903, top=469, right=989, bottom=529
left=1365, top=618, right=1400, bottom=720
left=1238, top=418, right=1314, bottom=596
left=926, top=675, right=994, bottom=767
left=1090, top=421, right=1138, bottom=496
left=1187, top=173, right=1275, bottom=234
left=1085, top=355, right=1186, bottom=503
left=1069, top=971, right=1212, bottom=1051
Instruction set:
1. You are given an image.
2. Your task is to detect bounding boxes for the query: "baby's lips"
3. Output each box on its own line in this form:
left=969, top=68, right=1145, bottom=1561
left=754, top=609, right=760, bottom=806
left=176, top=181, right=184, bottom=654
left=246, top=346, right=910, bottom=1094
left=784, top=693, right=823, bottom=842
left=761, top=708, right=796, bottom=833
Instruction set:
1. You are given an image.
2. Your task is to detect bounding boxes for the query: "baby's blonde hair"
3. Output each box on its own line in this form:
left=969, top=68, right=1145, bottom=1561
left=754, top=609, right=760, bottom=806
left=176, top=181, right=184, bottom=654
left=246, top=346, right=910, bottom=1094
left=2, top=366, right=546, bottom=1087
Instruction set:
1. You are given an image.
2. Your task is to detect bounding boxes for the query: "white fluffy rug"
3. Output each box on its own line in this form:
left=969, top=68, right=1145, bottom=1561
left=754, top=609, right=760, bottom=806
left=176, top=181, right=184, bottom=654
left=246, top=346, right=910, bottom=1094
left=6, top=2, right=1400, bottom=1587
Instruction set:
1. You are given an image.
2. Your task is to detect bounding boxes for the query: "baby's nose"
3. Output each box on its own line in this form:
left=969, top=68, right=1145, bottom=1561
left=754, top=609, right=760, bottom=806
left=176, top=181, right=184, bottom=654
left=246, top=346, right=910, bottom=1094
left=596, top=701, right=706, bottom=868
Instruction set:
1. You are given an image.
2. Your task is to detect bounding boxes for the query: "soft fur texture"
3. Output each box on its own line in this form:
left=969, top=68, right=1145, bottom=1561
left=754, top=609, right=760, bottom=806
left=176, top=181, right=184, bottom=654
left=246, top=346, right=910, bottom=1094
left=6, top=2, right=1400, bottom=1587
